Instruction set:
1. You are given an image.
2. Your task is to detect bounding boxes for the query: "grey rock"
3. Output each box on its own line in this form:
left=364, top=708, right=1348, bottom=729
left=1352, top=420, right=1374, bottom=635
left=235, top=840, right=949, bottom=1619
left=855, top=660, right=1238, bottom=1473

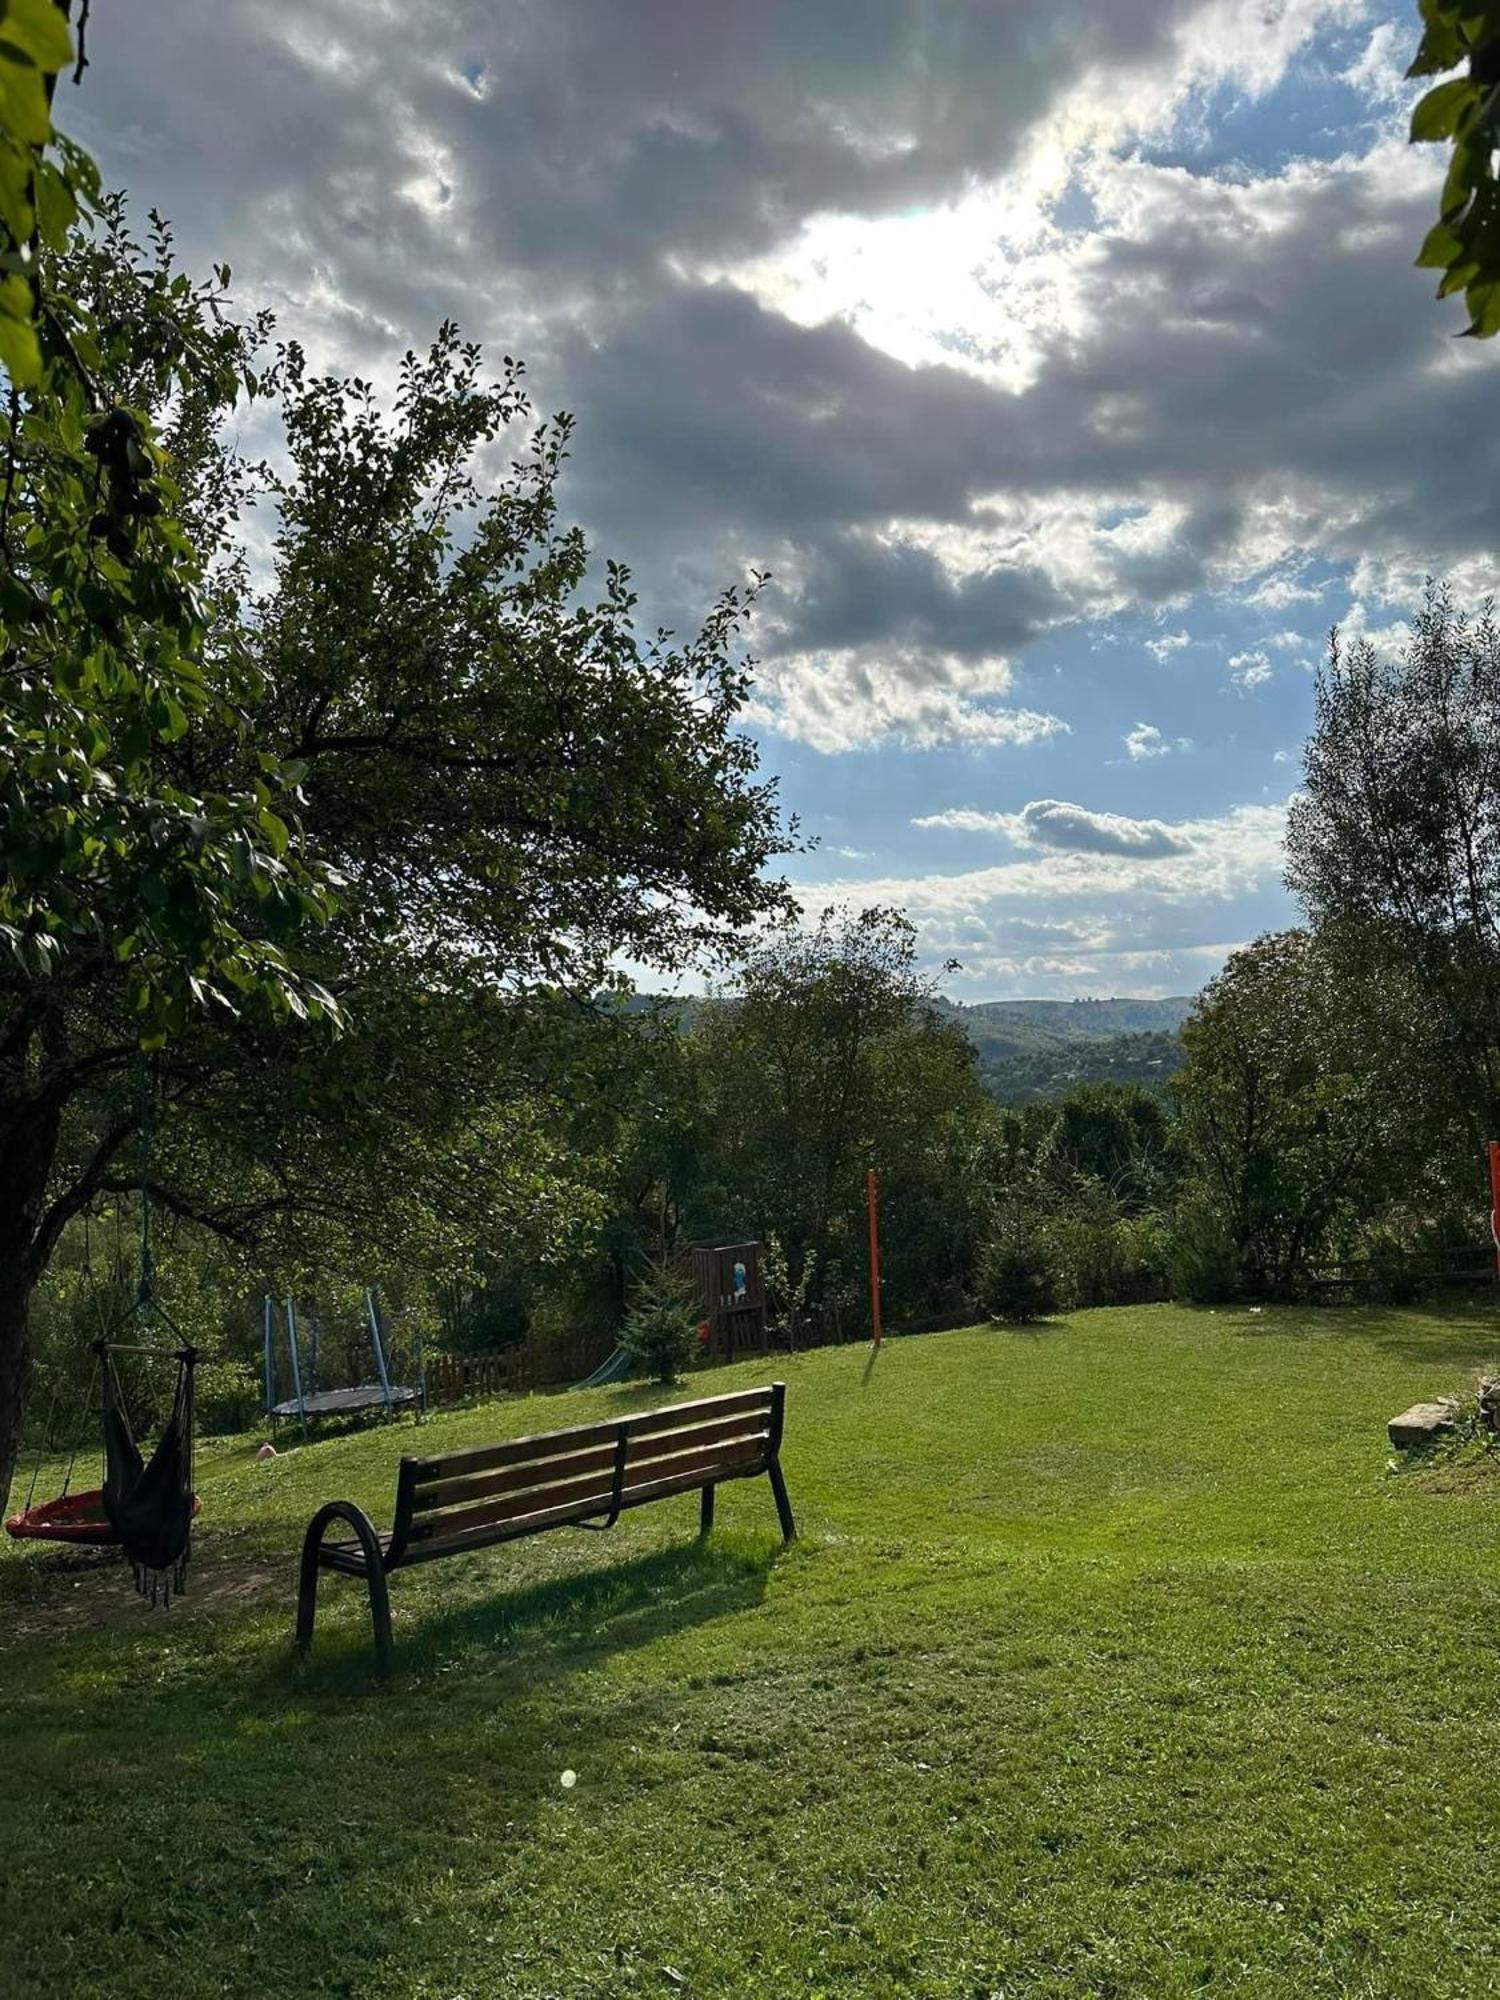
left=1387, top=1400, right=1460, bottom=1450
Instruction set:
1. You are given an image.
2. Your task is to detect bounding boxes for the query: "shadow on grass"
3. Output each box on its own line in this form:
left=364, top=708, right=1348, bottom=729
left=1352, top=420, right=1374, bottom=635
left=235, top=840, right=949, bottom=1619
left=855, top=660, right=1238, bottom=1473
left=1209, top=1300, right=1500, bottom=1367
left=1341, top=1302, right=1500, bottom=1368
left=0, top=1527, right=790, bottom=1997
left=995, top=1318, right=1068, bottom=1340
left=279, top=1530, right=780, bottom=1697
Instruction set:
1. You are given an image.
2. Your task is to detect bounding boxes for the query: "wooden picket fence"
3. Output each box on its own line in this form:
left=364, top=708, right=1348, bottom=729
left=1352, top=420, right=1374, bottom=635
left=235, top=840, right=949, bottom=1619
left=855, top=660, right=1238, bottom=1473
left=1305, top=1244, right=1495, bottom=1299
left=425, top=1331, right=614, bottom=1407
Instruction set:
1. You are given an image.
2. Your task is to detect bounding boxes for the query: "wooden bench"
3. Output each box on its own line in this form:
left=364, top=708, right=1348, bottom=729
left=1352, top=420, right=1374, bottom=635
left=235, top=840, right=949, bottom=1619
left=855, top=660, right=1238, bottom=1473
left=294, top=1382, right=795, bottom=1672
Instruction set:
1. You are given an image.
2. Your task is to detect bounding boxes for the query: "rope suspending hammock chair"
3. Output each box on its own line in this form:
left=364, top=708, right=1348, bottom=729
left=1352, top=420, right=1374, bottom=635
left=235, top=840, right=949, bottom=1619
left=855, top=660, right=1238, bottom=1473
left=5, top=1060, right=201, bottom=1603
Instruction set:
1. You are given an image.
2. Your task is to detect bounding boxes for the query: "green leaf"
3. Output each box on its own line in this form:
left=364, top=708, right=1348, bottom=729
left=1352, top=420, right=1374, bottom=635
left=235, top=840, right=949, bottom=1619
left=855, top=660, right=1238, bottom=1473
left=1409, top=21, right=1464, bottom=76
left=257, top=808, right=290, bottom=858
left=1412, top=77, right=1479, bottom=141
left=1417, top=217, right=1464, bottom=267
left=1440, top=140, right=1476, bottom=221
left=155, top=696, right=190, bottom=743
left=0, top=43, right=55, bottom=146
left=1439, top=258, right=1480, bottom=294
left=0, top=136, right=35, bottom=239
left=1463, top=277, right=1500, bottom=336
left=0, top=300, right=39, bottom=385
left=0, top=0, right=74, bottom=73
left=32, top=155, right=76, bottom=250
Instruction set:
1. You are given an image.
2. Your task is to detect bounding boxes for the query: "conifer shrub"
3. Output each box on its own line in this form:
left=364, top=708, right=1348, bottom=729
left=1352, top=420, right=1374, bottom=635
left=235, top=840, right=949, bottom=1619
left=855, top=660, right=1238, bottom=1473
left=621, top=1262, right=700, bottom=1384
left=976, top=1216, right=1059, bottom=1324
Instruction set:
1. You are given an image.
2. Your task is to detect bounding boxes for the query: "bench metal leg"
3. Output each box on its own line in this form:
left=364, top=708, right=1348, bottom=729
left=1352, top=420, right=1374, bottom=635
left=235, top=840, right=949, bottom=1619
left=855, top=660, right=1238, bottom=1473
left=768, top=1457, right=796, bottom=1542
left=295, top=1529, right=322, bottom=1654
left=295, top=1500, right=395, bottom=1675
left=364, top=1563, right=394, bottom=1677
left=699, top=1483, right=715, bottom=1536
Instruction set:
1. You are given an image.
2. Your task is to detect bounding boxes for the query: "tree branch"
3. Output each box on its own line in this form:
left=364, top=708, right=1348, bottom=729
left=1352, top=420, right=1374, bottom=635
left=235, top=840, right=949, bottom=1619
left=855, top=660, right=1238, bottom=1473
left=27, top=1111, right=138, bottom=1276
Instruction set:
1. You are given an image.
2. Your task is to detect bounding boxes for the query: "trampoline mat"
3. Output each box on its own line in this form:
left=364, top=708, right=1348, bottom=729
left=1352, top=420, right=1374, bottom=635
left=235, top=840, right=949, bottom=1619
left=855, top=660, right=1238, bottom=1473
left=270, top=1383, right=420, bottom=1419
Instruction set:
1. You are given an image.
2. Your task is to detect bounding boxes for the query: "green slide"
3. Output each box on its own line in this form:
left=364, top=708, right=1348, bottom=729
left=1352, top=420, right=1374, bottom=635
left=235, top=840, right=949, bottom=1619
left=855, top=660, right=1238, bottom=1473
left=578, top=1345, right=632, bottom=1389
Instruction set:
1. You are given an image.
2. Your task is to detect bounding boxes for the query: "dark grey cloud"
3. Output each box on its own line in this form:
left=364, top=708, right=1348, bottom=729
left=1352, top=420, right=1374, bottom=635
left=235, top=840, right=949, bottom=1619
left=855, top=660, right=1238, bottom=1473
left=1016, top=800, right=1193, bottom=857
left=551, top=141, right=1496, bottom=696
left=75, top=1, right=1198, bottom=294
left=782, top=535, right=1070, bottom=658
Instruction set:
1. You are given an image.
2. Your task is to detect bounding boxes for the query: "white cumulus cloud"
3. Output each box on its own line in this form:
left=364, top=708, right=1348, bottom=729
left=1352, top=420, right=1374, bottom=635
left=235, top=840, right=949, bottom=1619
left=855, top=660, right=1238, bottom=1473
left=1125, top=722, right=1170, bottom=759
left=1229, top=648, right=1273, bottom=690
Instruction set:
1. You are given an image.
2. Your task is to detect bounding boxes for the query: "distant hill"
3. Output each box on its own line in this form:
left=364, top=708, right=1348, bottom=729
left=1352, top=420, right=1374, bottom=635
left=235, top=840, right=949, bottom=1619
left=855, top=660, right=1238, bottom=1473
left=625, top=989, right=1196, bottom=1103
left=934, top=995, right=1194, bottom=1056
left=966, top=1027, right=1187, bottom=1103
left=932, top=996, right=1195, bottom=1104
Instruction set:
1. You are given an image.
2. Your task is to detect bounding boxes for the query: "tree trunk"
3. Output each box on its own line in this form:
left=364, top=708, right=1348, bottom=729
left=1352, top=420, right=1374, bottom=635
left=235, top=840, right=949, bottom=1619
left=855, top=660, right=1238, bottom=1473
left=0, top=1262, right=33, bottom=1517
left=0, top=1096, right=63, bottom=1513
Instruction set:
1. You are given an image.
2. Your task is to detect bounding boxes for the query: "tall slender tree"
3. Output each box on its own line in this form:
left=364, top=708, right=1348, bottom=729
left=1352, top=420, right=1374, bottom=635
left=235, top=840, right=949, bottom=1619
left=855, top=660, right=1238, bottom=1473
left=1286, top=585, right=1500, bottom=1150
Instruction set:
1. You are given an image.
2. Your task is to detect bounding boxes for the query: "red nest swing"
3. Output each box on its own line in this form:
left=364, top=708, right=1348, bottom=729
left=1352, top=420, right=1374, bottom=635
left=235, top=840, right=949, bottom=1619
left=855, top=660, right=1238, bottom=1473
left=5, top=1487, right=202, bottom=1545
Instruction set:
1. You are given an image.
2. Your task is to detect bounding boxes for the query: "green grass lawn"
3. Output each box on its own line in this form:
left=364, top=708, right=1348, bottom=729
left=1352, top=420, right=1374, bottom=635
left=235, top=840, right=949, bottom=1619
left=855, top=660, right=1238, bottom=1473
left=5, top=1302, right=1500, bottom=1998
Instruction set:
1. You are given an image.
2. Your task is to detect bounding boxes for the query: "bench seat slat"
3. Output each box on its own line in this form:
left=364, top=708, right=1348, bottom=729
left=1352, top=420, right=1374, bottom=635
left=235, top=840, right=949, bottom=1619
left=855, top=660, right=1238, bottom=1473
left=405, top=1488, right=630, bottom=1557
left=625, top=1408, right=773, bottom=1459
left=618, top=1454, right=766, bottom=1511
left=414, top=1439, right=622, bottom=1511
left=406, top=1447, right=771, bottom=1561
left=317, top=1531, right=395, bottom=1576
left=626, top=1388, right=775, bottom=1440
left=411, top=1469, right=621, bottom=1541
left=409, top=1419, right=624, bottom=1485
left=622, top=1438, right=767, bottom=1495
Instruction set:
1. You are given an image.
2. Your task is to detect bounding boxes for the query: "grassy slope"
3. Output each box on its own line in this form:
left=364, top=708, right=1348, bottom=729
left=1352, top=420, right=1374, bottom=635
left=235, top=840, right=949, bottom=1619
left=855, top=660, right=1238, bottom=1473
left=4, top=1303, right=1500, bottom=1999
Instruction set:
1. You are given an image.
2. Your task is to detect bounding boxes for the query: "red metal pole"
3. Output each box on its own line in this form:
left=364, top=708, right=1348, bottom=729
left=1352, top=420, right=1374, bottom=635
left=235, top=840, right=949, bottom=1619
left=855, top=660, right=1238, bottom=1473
left=1488, top=1140, right=1500, bottom=1278
left=866, top=1166, right=883, bottom=1347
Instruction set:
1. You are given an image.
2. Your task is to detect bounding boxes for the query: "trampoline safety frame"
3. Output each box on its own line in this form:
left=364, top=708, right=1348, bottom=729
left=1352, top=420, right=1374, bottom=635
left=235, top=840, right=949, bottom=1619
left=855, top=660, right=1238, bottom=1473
left=263, top=1291, right=425, bottom=1432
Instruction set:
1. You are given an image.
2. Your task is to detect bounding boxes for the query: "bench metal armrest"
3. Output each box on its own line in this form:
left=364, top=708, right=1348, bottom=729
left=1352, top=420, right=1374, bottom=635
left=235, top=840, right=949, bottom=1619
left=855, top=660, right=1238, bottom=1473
left=295, top=1498, right=396, bottom=1674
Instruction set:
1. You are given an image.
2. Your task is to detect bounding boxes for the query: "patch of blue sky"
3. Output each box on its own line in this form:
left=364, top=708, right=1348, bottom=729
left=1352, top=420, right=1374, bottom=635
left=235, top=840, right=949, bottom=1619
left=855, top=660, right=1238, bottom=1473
left=757, top=553, right=1359, bottom=910
left=1144, top=5, right=1416, bottom=180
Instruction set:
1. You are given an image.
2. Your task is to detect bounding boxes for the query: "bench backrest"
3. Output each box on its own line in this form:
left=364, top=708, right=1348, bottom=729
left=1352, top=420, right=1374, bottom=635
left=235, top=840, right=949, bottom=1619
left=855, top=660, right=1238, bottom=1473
left=389, top=1383, right=784, bottom=1564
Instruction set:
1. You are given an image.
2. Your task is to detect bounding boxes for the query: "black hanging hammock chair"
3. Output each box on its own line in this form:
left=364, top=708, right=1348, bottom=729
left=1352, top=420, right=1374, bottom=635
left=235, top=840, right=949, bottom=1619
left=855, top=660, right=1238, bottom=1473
left=99, top=1332, right=199, bottom=1603
left=4, top=1296, right=201, bottom=1601
left=4, top=1061, right=201, bottom=1601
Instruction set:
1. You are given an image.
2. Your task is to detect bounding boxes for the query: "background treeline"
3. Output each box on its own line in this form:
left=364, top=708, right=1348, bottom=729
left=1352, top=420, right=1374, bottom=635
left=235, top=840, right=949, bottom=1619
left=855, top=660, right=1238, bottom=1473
left=961, top=1026, right=1185, bottom=1104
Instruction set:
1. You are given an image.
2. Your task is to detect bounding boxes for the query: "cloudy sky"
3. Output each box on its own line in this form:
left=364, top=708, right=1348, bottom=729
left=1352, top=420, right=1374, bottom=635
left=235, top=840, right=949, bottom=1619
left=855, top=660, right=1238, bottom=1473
left=72, top=1, right=1497, bottom=999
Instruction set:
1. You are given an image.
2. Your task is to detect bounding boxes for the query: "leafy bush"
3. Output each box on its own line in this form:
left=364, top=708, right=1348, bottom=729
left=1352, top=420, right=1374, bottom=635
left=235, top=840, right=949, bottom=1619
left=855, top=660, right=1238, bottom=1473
left=621, top=1262, right=700, bottom=1385
left=1163, top=1191, right=1241, bottom=1304
left=195, top=1358, right=260, bottom=1435
left=976, top=1219, right=1059, bottom=1324
left=1046, top=1206, right=1169, bottom=1309
left=526, top=1276, right=619, bottom=1355
left=764, top=1234, right=819, bottom=1347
